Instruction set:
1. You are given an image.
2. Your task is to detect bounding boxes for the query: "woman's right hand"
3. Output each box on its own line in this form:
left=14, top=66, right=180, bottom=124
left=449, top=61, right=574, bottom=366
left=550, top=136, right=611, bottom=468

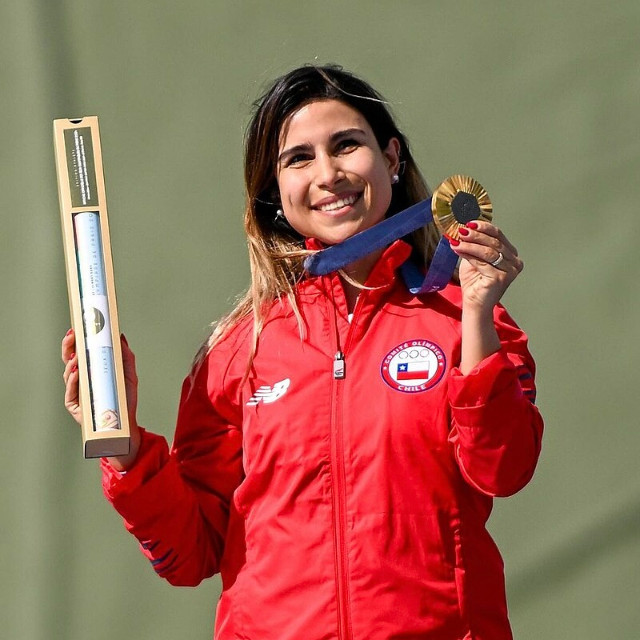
left=61, top=329, right=142, bottom=471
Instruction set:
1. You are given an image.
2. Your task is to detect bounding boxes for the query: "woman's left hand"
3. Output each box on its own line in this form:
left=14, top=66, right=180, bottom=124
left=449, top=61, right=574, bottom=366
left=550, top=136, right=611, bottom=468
left=452, top=221, right=524, bottom=312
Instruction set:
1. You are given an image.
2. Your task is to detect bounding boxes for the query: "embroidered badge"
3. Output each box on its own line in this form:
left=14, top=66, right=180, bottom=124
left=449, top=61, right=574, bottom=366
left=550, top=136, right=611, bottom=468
left=246, top=378, right=291, bottom=406
left=380, top=340, right=446, bottom=393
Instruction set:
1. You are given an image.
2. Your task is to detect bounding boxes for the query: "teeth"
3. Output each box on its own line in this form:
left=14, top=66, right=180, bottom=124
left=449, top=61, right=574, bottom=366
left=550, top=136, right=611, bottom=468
left=318, top=194, right=358, bottom=212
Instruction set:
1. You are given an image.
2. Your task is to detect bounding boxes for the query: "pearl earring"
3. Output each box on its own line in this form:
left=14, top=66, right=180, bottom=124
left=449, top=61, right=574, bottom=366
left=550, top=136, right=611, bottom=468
left=276, top=208, right=284, bottom=218
left=391, top=174, right=399, bottom=184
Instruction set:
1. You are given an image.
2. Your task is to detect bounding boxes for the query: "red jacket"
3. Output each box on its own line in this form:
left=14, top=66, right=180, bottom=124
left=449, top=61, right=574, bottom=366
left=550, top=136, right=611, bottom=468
left=102, top=240, right=543, bottom=640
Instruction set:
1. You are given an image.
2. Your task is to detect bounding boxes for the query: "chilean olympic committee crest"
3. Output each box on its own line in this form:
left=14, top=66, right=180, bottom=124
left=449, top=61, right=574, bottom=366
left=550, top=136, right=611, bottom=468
left=381, top=339, right=446, bottom=393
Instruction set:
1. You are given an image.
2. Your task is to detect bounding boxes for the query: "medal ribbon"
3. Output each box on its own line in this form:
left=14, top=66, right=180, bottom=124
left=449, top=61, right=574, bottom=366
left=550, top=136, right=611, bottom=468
left=303, top=197, right=459, bottom=294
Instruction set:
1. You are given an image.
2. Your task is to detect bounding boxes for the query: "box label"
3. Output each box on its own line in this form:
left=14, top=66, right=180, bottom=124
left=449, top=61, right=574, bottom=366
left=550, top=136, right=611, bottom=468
left=64, top=127, right=99, bottom=207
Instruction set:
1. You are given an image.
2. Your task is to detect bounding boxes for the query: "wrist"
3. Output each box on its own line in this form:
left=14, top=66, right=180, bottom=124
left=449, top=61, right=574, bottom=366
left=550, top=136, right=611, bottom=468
left=459, top=307, right=500, bottom=375
left=105, top=423, right=142, bottom=472
left=461, top=300, right=496, bottom=322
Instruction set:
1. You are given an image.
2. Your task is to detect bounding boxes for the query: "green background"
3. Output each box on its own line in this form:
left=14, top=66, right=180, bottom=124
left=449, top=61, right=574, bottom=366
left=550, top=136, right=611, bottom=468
left=2, top=1, right=639, bottom=638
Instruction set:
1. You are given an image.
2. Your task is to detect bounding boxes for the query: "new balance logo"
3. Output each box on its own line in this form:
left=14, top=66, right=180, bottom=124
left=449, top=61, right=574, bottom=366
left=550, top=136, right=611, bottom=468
left=246, top=378, right=291, bottom=406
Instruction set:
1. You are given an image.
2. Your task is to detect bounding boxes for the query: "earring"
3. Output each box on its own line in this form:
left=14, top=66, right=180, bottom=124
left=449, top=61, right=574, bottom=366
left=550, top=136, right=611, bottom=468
left=391, top=174, right=399, bottom=184
left=275, top=208, right=284, bottom=218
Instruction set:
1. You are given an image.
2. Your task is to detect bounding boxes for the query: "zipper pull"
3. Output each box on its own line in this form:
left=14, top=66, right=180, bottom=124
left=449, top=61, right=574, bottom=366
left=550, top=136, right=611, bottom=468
left=333, top=351, right=345, bottom=379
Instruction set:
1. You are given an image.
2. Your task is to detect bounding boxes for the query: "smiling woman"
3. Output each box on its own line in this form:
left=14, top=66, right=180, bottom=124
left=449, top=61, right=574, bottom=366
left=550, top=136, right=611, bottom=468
left=61, top=64, right=542, bottom=640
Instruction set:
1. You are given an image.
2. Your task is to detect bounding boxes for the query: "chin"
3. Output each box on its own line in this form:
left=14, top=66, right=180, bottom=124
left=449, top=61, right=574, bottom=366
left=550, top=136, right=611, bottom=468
left=318, top=218, right=379, bottom=246
left=317, top=230, right=358, bottom=246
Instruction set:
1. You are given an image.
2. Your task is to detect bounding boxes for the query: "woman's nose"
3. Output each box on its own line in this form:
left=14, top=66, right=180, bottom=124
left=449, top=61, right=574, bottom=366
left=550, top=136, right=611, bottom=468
left=315, top=153, right=344, bottom=188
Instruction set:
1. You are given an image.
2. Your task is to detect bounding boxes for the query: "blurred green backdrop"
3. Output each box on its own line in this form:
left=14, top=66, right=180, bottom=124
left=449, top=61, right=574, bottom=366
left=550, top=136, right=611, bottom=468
left=2, top=1, right=639, bottom=638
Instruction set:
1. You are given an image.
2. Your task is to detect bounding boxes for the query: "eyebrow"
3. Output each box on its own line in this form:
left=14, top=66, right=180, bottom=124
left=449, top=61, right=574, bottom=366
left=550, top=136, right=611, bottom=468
left=278, top=128, right=366, bottom=164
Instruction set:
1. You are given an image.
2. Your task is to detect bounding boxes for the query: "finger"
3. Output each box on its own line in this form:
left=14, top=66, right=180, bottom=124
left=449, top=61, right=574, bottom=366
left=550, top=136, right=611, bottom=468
left=464, top=221, right=519, bottom=257
left=63, top=362, right=81, bottom=416
left=62, top=328, right=77, bottom=363
left=464, top=220, right=499, bottom=238
left=459, top=253, right=509, bottom=275
left=455, top=225, right=521, bottom=269
left=62, top=352, right=78, bottom=385
left=457, top=225, right=503, bottom=256
left=119, top=335, right=139, bottom=425
left=461, top=249, right=523, bottom=274
left=452, top=239, right=516, bottom=270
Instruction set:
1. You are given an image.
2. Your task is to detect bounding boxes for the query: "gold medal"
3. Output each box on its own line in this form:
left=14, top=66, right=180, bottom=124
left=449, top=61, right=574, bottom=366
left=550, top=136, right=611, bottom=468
left=431, top=175, right=493, bottom=241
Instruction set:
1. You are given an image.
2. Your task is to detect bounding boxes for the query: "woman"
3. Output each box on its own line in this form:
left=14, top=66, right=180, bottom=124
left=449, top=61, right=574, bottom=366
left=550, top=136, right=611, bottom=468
left=62, top=65, right=543, bottom=640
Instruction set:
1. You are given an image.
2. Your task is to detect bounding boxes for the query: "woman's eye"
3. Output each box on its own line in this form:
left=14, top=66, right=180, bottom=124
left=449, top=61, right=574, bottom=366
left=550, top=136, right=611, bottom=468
left=286, top=153, right=311, bottom=167
left=336, top=138, right=360, bottom=153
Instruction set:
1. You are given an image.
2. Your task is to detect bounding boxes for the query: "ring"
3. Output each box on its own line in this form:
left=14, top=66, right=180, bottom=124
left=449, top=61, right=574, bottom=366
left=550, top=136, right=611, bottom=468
left=490, top=251, right=504, bottom=268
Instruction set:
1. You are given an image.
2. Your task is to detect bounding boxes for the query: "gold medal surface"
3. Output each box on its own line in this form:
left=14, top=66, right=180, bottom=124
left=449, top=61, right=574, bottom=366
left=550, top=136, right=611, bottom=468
left=431, top=175, right=493, bottom=241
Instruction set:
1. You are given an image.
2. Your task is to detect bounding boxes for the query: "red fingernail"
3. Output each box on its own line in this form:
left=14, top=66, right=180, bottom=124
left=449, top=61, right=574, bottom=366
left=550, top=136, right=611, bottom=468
left=466, top=221, right=478, bottom=230
left=448, top=237, right=460, bottom=246
left=66, top=328, right=73, bottom=336
left=70, top=353, right=75, bottom=360
left=458, top=227, right=469, bottom=236
left=71, top=365, right=78, bottom=373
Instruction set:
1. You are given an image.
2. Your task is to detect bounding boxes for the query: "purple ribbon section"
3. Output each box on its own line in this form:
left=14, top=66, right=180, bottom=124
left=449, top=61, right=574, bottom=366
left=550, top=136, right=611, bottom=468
left=303, top=197, right=459, bottom=294
left=399, top=236, right=459, bottom=294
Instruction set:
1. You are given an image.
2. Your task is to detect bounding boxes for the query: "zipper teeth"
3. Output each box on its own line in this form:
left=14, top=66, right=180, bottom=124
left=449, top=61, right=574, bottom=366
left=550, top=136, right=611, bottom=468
left=334, top=381, right=352, bottom=640
left=331, top=375, right=350, bottom=639
left=343, top=292, right=364, bottom=355
left=327, top=277, right=352, bottom=640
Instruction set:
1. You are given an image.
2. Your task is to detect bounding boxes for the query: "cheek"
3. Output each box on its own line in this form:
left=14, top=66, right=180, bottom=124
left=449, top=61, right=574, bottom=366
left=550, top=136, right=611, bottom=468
left=367, top=166, right=393, bottom=210
left=374, top=187, right=393, bottom=222
left=359, top=154, right=392, bottom=198
left=278, top=174, right=307, bottom=207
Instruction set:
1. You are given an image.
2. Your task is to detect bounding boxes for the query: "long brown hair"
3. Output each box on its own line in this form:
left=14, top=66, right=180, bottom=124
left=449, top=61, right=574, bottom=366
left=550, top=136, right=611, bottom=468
left=196, top=64, right=440, bottom=368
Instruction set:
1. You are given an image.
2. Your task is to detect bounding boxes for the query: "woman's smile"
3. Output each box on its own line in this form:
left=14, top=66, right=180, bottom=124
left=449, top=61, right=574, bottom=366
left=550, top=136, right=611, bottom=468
left=312, top=191, right=362, bottom=214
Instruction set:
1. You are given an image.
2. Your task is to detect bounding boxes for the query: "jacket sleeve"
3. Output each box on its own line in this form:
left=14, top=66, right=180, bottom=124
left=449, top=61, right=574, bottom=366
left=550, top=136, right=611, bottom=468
left=447, top=305, right=543, bottom=497
left=101, top=344, right=244, bottom=586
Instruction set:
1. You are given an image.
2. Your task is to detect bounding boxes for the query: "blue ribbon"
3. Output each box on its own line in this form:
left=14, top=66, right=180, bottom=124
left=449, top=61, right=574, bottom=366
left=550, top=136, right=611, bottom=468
left=399, top=235, right=459, bottom=294
left=303, top=197, right=459, bottom=294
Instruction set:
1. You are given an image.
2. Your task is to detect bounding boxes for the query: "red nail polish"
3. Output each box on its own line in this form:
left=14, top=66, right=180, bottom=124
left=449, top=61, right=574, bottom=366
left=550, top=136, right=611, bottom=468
left=71, top=365, right=78, bottom=373
left=65, top=328, right=73, bottom=336
left=70, top=353, right=75, bottom=360
left=448, top=237, right=460, bottom=247
left=458, top=227, right=469, bottom=236
left=466, top=221, right=478, bottom=230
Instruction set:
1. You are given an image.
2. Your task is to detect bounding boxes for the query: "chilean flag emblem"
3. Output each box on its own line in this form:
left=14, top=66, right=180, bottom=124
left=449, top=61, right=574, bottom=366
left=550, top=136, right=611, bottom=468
left=396, top=361, right=430, bottom=381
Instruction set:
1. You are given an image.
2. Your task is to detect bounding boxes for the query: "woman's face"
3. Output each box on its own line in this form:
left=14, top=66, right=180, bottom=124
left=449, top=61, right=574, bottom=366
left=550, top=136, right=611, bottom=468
left=276, top=99, right=400, bottom=245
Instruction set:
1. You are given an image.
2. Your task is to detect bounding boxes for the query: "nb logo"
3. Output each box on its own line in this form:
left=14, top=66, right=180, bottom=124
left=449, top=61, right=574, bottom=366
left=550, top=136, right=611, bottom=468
left=246, top=378, right=291, bottom=406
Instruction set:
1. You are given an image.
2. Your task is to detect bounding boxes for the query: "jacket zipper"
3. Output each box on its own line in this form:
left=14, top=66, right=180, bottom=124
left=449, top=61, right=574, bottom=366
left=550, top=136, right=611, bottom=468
left=327, top=279, right=350, bottom=640
left=330, top=362, right=350, bottom=640
left=328, top=284, right=366, bottom=640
